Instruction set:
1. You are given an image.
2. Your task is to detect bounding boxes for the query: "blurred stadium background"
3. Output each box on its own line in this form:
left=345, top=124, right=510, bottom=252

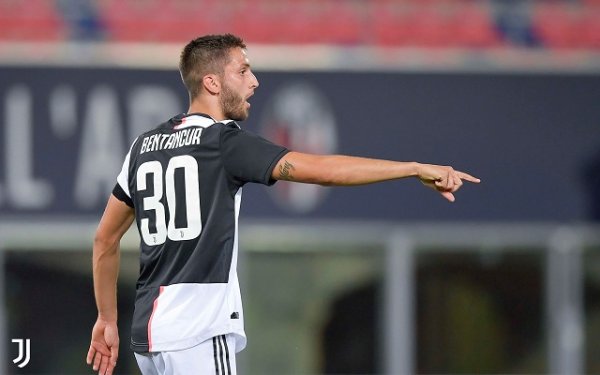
left=1, top=0, right=600, bottom=374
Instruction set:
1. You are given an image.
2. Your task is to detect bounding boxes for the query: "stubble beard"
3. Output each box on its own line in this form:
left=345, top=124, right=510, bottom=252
left=220, top=82, right=249, bottom=121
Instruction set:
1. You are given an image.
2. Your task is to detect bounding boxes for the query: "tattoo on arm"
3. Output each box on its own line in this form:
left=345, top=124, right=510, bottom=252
left=278, top=160, right=295, bottom=181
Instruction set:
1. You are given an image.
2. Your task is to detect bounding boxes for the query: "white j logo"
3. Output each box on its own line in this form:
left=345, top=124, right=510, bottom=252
left=11, top=338, right=30, bottom=368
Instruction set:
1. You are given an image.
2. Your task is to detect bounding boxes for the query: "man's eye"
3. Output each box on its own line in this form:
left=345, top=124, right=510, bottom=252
left=240, top=69, right=246, bottom=74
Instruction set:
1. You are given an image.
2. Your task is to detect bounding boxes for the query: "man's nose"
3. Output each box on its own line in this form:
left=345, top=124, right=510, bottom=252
left=251, top=72, right=259, bottom=88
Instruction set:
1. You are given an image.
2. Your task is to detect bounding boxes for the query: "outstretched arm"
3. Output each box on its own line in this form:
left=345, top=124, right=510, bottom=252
left=87, top=195, right=135, bottom=375
left=272, top=151, right=480, bottom=202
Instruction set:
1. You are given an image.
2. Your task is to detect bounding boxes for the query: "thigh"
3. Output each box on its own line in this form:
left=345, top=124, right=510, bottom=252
left=162, top=335, right=237, bottom=375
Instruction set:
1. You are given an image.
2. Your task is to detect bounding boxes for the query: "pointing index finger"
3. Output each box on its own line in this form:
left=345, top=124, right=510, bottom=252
left=457, top=171, right=481, bottom=183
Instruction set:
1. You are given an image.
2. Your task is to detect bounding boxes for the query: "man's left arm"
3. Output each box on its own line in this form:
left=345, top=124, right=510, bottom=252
left=271, top=151, right=480, bottom=202
left=86, top=195, right=135, bottom=375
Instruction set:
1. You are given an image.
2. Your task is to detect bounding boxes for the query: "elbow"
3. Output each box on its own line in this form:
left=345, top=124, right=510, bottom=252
left=93, top=232, right=119, bottom=257
left=317, top=177, right=340, bottom=187
left=309, top=174, right=355, bottom=187
left=316, top=170, right=358, bottom=186
left=304, top=172, right=339, bottom=186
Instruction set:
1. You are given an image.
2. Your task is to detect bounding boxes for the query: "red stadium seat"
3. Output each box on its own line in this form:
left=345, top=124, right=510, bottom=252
left=531, top=2, right=578, bottom=49
left=97, top=0, right=161, bottom=41
left=579, top=6, right=600, bottom=49
left=0, top=0, right=65, bottom=41
left=318, top=1, right=364, bottom=45
left=371, top=1, right=415, bottom=46
left=229, top=0, right=289, bottom=44
left=372, top=0, right=495, bottom=48
left=409, top=3, right=455, bottom=48
left=98, top=0, right=224, bottom=42
left=452, top=3, right=502, bottom=48
left=279, top=0, right=325, bottom=44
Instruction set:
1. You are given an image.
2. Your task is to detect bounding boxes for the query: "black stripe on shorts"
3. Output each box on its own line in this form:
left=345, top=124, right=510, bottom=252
left=221, top=335, right=232, bottom=375
left=213, top=335, right=232, bottom=375
left=213, top=337, right=220, bottom=375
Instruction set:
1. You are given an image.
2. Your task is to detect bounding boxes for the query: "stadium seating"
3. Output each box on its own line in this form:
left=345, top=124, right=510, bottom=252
left=0, top=0, right=598, bottom=50
left=371, top=1, right=415, bottom=46
left=452, top=2, right=502, bottom=48
left=531, top=2, right=578, bottom=49
left=0, top=0, right=65, bottom=41
left=97, top=0, right=226, bottom=42
left=580, top=6, right=600, bottom=48
left=532, top=2, right=600, bottom=49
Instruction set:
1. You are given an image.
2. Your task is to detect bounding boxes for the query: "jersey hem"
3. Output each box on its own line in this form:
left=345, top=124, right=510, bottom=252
left=131, top=329, right=247, bottom=354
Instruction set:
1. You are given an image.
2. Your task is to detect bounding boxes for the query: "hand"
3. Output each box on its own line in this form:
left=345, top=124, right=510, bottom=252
left=87, top=318, right=119, bottom=375
left=416, top=163, right=480, bottom=202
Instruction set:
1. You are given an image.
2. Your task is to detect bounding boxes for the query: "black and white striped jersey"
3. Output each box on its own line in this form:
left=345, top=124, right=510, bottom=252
left=112, top=113, right=288, bottom=353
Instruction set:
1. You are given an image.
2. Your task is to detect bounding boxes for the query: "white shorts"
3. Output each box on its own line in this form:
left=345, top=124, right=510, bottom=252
left=134, top=334, right=237, bottom=375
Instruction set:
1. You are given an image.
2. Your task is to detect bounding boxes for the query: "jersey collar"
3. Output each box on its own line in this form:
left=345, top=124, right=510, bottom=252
left=172, top=113, right=234, bottom=130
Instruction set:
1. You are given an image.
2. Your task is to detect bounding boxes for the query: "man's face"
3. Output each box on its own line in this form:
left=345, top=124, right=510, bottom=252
left=219, top=47, right=259, bottom=121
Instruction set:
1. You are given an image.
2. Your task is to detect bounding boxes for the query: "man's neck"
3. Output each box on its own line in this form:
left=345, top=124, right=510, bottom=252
left=187, top=101, right=224, bottom=121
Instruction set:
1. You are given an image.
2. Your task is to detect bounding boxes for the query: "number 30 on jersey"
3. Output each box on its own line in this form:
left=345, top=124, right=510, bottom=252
left=136, top=155, right=202, bottom=245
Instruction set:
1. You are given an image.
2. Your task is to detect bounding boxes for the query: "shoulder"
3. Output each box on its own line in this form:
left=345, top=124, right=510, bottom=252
left=218, top=121, right=251, bottom=141
left=218, top=120, right=241, bottom=131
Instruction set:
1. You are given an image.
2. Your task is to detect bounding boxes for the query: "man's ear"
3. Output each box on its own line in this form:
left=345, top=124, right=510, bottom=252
left=202, top=74, right=221, bottom=95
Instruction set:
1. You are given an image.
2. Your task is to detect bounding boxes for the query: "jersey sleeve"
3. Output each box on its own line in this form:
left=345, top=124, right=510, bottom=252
left=113, top=138, right=137, bottom=207
left=220, top=123, right=289, bottom=186
left=112, top=182, right=134, bottom=207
